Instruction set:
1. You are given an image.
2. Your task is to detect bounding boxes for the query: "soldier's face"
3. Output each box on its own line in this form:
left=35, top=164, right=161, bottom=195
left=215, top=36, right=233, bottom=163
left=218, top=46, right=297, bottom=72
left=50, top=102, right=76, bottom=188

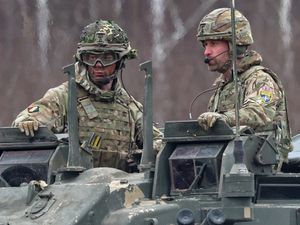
left=88, top=62, right=117, bottom=84
left=203, top=40, right=230, bottom=73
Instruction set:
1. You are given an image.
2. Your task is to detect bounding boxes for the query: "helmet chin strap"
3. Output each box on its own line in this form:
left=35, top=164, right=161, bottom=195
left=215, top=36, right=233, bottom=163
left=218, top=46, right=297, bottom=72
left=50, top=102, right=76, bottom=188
left=216, top=42, right=232, bottom=74
left=216, top=42, right=248, bottom=75
left=217, top=59, right=232, bottom=74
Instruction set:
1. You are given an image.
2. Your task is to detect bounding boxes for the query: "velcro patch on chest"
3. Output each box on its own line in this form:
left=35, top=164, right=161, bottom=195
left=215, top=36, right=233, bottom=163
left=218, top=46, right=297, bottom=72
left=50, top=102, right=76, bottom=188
left=78, top=97, right=98, bottom=119
left=259, top=85, right=273, bottom=103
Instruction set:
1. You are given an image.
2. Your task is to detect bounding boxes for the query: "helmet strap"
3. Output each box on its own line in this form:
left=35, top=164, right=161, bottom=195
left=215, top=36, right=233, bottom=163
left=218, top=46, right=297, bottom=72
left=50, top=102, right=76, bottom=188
left=218, top=59, right=232, bottom=74
left=228, top=42, right=248, bottom=58
left=216, top=42, right=232, bottom=74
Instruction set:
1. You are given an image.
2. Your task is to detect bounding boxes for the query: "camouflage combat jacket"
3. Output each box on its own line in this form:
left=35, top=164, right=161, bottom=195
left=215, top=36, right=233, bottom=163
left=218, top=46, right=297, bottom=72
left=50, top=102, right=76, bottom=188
left=13, top=62, right=163, bottom=171
left=208, top=50, right=292, bottom=161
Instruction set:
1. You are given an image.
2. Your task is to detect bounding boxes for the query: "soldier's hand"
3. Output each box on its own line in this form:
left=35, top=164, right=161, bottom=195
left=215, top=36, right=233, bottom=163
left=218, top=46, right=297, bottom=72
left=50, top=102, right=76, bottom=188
left=17, top=121, right=40, bottom=137
left=197, top=112, right=227, bottom=130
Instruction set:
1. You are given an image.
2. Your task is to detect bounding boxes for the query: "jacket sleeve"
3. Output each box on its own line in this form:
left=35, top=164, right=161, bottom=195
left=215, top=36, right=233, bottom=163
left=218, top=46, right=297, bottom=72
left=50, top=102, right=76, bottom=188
left=12, top=82, right=68, bottom=133
left=223, top=71, right=282, bottom=130
left=129, top=98, right=164, bottom=152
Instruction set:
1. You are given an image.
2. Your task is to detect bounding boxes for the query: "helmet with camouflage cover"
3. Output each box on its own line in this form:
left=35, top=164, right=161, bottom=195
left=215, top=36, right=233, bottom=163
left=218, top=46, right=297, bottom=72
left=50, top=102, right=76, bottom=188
left=76, top=20, right=137, bottom=64
left=197, top=8, right=253, bottom=46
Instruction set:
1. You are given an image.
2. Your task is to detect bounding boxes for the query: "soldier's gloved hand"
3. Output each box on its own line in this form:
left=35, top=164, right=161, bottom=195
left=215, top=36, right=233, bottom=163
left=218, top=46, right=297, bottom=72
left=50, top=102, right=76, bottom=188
left=17, top=121, right=40, bottom=137
left=197, top=112, right=227, bottom=130
left=153, top=139, right=163, bottom=153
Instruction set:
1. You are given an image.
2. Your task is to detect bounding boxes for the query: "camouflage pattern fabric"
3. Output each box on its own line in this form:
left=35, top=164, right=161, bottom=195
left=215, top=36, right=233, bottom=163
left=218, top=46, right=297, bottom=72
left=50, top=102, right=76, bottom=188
left=207, top=50, right=292, bottom=162
left=12, top=62, right=163, bottom=171
left=80, top=20, right=129, bottom=45
left=197, top=8, right=253, bottom=46
left=77, top=20, right=137, bottom=61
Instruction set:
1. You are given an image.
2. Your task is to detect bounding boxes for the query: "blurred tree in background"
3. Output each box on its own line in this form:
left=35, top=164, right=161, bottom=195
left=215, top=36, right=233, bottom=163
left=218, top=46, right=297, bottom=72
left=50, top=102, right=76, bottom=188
left=1, top=0, right=300, bottom=135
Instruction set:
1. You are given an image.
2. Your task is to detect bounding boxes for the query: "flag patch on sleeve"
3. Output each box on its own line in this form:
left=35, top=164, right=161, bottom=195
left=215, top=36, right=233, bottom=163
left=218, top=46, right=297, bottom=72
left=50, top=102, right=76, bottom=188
left=259, top=85, right=273, bottom=103
left=27, top=106, right=40, bottom=113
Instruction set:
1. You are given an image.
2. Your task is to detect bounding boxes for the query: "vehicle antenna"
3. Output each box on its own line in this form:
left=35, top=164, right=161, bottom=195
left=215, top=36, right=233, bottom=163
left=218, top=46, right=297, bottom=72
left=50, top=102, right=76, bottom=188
left=231, top=0, right=241, bottom=138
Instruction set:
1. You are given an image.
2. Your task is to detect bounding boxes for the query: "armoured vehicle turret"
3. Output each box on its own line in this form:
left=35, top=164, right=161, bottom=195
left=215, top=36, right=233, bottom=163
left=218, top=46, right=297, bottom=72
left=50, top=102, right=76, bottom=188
left=1, top=115, right=300, bottom=224
left=1, top=59, right=300, bottom=225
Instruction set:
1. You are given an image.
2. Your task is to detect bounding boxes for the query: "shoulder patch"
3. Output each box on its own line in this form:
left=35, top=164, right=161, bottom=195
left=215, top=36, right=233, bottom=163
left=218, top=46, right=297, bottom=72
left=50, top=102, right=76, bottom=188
left=259, top=85, right=273, bottom=103
left=27, top=106, right=40, bottom=113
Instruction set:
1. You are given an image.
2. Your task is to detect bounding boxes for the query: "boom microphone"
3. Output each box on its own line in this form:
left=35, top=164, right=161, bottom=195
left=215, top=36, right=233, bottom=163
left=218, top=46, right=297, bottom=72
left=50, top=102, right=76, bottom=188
left=204, top=50, right=229, bottom=64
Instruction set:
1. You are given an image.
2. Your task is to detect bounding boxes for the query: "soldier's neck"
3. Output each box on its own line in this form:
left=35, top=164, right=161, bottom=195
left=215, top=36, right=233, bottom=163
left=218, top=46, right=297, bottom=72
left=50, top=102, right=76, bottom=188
left=223, top=59, right=242, bottom=82
left=223, top=70, right=232, bottom=82
left=98, top=81, right=113, bottom=91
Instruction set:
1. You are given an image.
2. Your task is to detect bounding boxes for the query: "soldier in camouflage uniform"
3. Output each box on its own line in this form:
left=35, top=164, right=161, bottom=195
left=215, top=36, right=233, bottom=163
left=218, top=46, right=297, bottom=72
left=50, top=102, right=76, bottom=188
left=196, top=8, right=292, bottom=163
left=12, top=20, right=163, bottom=172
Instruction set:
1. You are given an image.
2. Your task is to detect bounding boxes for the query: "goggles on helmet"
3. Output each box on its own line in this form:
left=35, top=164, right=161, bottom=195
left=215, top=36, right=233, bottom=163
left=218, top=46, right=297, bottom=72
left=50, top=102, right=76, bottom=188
left=81, top=51, right=120, bottom=67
